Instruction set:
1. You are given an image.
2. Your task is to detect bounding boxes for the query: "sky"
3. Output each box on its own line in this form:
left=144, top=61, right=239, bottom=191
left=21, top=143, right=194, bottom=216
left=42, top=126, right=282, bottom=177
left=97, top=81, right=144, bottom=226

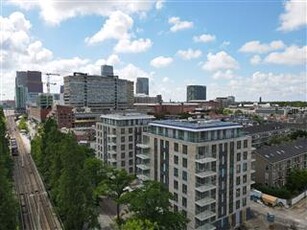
left=1, top=0, right=306, bottom=102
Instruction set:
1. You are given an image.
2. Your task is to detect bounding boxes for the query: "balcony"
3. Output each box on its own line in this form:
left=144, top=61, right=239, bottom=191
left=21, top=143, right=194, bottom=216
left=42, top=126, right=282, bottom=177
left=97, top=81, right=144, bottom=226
left=195, top=184, right=216, bottom=192
left=107, top=134, right=117, bottom=138
left=195, top=211, right=216, bottom=221
left=137, top=174, right=150, bottom=181
left=196, top=223, right=216, bottom=230
left=107, top=158, right=117, bottom=163
left=107, top=142, right=117, bottom=146
left=196, top=171, right=216, bottom=178
left=195, top=197, right=216, bottom=207
left=195, top=157, right=216, bottom=164
left=136, top=164, right=150, bottom=171
left=136, top=143, right=150, bottom=149
left=136, top=154, right=150, bottom=160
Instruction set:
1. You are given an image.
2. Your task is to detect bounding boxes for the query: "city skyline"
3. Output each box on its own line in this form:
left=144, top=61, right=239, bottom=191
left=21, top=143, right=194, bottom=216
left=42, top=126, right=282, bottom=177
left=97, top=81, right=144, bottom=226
left=1, top=0, right=306, bottom=102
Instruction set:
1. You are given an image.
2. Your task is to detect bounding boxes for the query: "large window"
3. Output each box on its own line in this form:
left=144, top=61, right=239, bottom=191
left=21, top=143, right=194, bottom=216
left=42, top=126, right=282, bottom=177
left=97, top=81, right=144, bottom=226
left=182, top=145, right=188, bottom=154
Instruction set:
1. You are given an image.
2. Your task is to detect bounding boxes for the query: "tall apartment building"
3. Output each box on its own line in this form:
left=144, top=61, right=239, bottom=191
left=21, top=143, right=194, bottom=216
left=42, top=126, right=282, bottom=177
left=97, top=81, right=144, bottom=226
left=63, top=72, right=134, bottom=112
left=136, top=77, right=149, bottom=95
left=187, top=85, right=206, bottom=102
left=15, top=71, right=43, bottom=111
left=136, top=119, right=254, bottom=230
left=95, top=113, right=154, bottom=173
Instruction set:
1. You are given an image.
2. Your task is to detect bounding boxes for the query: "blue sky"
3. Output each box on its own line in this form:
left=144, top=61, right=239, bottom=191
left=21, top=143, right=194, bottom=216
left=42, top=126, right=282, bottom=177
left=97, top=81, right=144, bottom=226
left=1, top=0, right=306, bottom=102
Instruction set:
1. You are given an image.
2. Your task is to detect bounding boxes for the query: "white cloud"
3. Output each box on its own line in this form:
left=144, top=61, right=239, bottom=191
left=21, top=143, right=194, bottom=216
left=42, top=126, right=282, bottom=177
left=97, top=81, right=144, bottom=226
left=155, top=0, right=165, bottom=10
left=162, top=77, right=169, bottom=82
left=202, top=51, right=239, bottom=72
left=116, top=63, right=153, bottom=83
left=220, top=41, right=230, bottom=49
left=278, top=0, right=307, bottom=32
left=168, top=17, right=193, bottom=32
left=264, top=45, right=306, bottom=65
left=250, top=55, right=262, bottom=65
left=8, top=0, right=158, bottom=25
left=239, top=40, right=285, bottom=53
left=114, top=38, right=152, bottom=53
left=193, top=34, right=216, bottom=43
left=177, top=49, right=202, bottom=60
left=85, top=11, right=132, bottom=44
left=150, top=56, right=173, bottom=68
left=27, top=41, right=53, bottom=63
left=212, top=70, right=237, bottom=80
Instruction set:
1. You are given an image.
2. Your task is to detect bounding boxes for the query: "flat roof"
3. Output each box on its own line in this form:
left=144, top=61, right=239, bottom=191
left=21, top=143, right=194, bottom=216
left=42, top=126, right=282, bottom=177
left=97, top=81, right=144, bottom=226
left=149, top=119, right=241, bottom=132
left=255, top=138, right=307, bottom=163
left=100, top=113, right=155, bottom=120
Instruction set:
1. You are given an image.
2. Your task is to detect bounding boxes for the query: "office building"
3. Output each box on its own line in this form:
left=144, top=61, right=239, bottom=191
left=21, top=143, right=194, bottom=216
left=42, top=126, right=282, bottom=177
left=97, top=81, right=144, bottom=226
left=253, top=138, right=307, bottom=187
left=63, top=71, right=134, bottom=112
left=15, top=71, right=43, bottom=111
left=95, top=113, right=154, bottom=173
left=136, top=77, right=149, bottom=95
left=187, top=85, right=206, bottom=102
left=136, top=119, right=254, bottom=229
left=101, top=65, right=114, bottom=77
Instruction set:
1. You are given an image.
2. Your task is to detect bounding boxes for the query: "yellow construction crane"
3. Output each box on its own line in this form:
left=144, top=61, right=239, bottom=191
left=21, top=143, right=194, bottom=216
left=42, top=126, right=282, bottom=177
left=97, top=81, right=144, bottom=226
left=45, top=73, right=60, bottom=94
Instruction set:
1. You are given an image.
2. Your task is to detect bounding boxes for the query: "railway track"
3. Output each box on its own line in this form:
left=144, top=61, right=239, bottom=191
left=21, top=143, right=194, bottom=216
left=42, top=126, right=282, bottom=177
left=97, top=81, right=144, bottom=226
left=6, top=112, right=62, bottom=230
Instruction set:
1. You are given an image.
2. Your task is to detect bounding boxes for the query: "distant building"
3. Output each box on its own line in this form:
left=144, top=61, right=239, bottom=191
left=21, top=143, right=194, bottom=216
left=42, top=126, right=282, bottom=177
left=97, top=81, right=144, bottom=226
left=36, top=93, right=53, bottom=109
left=95, top=113, right=154, bottom=173
left=136, top=119, right=254, bottom=229
left=136, top=77, right=149, bottom=95
left=253, top=139, right=307, bottom=187
left=15, top=71, right=43, bottom=112
left=134, top=94, right=162, bottom=104
left=243, top=123, right=291, bottom=148
left=101, top=65, right=114, bottom=77
left=63, top=71, right=134, bottom=112
left=187, top=85, right=206, bottom=102
left=48, top=105, right=74, bottom=129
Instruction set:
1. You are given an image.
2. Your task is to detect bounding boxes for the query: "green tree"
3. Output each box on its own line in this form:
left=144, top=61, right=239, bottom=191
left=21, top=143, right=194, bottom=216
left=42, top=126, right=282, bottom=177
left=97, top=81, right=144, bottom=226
left=99, top=168, right=135, bottom=223
left=121, top=218, right=157, bottom=230
left=0, top=109, right=18, bottom=229
left=18, top=116, right=28, bottom=133
left=121, top=181, right=188, bottom=229
left=286, top=169, right=307, bottom=193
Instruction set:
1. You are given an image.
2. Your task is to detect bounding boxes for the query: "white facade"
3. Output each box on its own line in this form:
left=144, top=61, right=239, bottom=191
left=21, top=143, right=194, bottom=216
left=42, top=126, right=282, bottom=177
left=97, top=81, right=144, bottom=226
left=95, top=113, right=154, bottom=173
left=136, top=120, right=254, bottom=230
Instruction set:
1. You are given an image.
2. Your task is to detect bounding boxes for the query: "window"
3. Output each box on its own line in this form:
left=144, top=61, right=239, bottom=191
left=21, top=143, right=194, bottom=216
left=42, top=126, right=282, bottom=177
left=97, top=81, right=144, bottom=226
left=242, top=197, right=247, bottom=207
left=174, top=168, right=178, bottom=177
left=182, top=184, right=187, bottom=194
left=243, top=140, right=248, bottom=148
left=174, top=205, right=178, bottom=212
left=212, top=145, right=217, bottom=154
left=129, top=128, right=133, bottom=133
left=121, top=161, right=125, bottom=167
left=129, top=167, right=133, bottom=173
left=237, top=141, right=241, bottom=149
left=174, top=192, right=178, bottom=202
left=236, top=164, right=241, bottom=174
left=129, top=143, right=133, bottom=150
left=243, top=186, right=247, bottom=195
left=236, top=176, right=241, bottom=185
left=243, top=163, right=247, bottom=172
left=129, top=135, right=133, bottom=142
left=174, top=155, right=178, bottom=164
left=182, top=145, right=188, bottom=154
left=174, top=143, right=179, bottom=152
left=129, top=151, right=133, bottom=158
left=236, top=200, right=240, bottom=209
left=121, top=136, right=125, bottom=142
left=243, top=152, right=248, bottom=160
left=236, top=188, right=240, bottom=197
left=182, top=171, right=187, bottom=181
left=237, top=152, right=241, bottom=161
left=174, top=180, right=178, bottom=190
left=121, top=152, right=125, bottom=159
left=121, top=145, right=125, bottom=150
left=121, top=128, right=125, bottom=134
left=243, top=175, right=247, bottom=183
left=182, top=197, right=187, bottom=208
left=129, top=159, right=133, bottom=166
left=183, top=158, right=188, bottom=168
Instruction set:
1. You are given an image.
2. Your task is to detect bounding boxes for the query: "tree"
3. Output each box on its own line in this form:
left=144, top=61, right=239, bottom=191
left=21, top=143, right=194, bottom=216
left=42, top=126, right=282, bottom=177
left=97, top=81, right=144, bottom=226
left=0, top=109, right=18, bottom=228
left=286, top=169, right=307, bottom=193
left=121, top=181, right=188, bottom=229
left=121, top=218, right=157, bottom=230
left=98, top=168, right=135, bottom=223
